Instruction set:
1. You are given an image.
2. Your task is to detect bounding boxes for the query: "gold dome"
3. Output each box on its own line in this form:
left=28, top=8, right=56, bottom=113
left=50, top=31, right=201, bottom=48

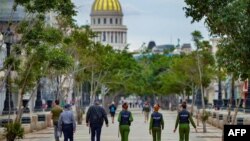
left=92, top=0, right=122, bottom=13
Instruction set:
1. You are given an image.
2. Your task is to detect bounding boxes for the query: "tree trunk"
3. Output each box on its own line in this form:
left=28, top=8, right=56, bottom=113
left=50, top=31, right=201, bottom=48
left=90, top=68, right=95, bottom=105
left=232, top=81, right=242, bottom=125
left=197, top=51, right=206, bottom=132
left=15, top=89, right=24, bottom=123
left=227, top=75, right=235, bottom=124
left=190, top=84, right=195, bottom=114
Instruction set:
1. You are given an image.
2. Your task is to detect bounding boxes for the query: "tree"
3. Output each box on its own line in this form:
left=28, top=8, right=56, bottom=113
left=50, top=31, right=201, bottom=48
left=191, top=30, right=215, bottom=133
left=184, top=0, right=250, bottom=124
left=1, top=0, right=76, bottom=125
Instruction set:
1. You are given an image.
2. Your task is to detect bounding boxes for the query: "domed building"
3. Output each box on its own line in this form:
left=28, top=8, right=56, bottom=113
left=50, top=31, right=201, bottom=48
left=90, top=0, right=127, bottom=50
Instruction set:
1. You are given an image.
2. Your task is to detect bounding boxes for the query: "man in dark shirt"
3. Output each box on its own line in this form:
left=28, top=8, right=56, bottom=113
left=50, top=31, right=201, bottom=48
left=109, top=101, right=117, bottom=123
left=86, top=100, right=109, bottom=141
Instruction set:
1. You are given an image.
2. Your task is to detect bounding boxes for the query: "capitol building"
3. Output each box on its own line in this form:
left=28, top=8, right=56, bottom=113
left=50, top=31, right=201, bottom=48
left=90, top=0, right=127, bottom=50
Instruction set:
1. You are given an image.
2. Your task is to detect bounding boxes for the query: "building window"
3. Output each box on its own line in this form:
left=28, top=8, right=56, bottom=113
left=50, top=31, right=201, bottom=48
left=120, top=19, right=122, bottom=24
left=107, top=32, right=110, bottom=42
left=121, top=33, right=123, bottom=43
left=116, top=18, right=118, bottom=24
left=111, top=32, right=113, bottom=43
left=115, top=32, right=117, bottom=43
left=104, top=18, right=106, bottom=24
left=93, top=19, right=96, bottom=24
left=110, top=18, right=113, bottom=24
left=103, top=32, right=106, bottom=42
left=98, top=18, right=100, bottom=24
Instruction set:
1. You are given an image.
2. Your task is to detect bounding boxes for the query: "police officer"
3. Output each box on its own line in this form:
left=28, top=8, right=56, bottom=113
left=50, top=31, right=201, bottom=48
left=149, top=104, right=164, bottom=141
left=118, top=102, right=133, bottom=141
left=58, top=104, right=76, bottom=141
left=173, top=101, right=197, bottom=141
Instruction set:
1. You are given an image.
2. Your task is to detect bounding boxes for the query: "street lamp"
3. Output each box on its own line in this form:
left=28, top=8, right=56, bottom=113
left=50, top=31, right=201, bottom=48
left=34, top=79, right=43, bottom=112
left=2, top=27, right=14, bottom=115
left=195, top=89, right=202, bottom=109
left=217, top=76, right=223, bottom=110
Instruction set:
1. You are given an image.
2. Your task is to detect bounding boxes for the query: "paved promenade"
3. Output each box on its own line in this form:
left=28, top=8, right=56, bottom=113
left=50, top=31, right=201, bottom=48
left=20, top=107, right=222, bottom=141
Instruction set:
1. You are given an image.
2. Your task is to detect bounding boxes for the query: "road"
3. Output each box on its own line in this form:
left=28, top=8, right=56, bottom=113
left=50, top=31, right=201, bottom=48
left=20, top=107, right=222, bottom=141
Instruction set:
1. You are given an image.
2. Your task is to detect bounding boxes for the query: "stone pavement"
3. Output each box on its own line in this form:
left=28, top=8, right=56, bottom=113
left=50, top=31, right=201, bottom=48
left=20, top=107, right=222, bottom=141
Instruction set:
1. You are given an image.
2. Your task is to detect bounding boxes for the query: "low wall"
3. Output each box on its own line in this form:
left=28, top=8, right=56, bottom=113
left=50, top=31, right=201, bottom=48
left=191, top=106, right=250, bottom=130
left=0, top=112, right=52, bottom=140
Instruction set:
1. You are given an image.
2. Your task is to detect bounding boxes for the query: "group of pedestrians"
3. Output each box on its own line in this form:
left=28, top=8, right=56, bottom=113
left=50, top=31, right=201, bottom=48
left=51, top=100, right=76, bottom=141
left=51, top=99, right=197, bottom=141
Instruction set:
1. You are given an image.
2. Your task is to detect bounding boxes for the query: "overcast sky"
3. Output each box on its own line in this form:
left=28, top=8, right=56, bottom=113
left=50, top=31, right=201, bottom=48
left=72, top=0, right=210, bottom=51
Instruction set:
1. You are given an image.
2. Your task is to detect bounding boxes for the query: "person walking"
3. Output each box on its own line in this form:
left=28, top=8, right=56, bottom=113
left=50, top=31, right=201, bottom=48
left=149, top=104, right=164, bottom=141
left=51, top=100, right=63, bottom=141
left=173, top=101, right=197, bottom=141
left=118, top=102, right=133, bottom=141
left=86, top=100, right=109, bottom=141
left=142, top=102, right=151, bottom=123
left=58, top=104, right=76, bottom=141
left=109, top=101, right=117, bottom=123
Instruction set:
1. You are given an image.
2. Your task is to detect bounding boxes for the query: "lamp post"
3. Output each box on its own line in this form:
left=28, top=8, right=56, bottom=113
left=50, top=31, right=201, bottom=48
left=217, top=77, right=223, bottom=110
left=2, top=27, right=14, bottom=115
left=195, top=89, right=202, bottom=109
left=34, top=79, right=43, bottom=112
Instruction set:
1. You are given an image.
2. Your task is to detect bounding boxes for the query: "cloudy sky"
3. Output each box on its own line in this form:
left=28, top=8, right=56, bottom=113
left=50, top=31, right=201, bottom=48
left=72, top=0, right=210, bottom=51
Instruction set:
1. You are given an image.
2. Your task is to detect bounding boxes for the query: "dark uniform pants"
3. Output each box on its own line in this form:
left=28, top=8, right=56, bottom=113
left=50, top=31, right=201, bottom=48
left=179, top=124, right=190, bottom=141
left=152, top=127, right=161, bottom=141
left=119, top=125, right=130, bottom=141
left=91, top=125, right=102, bottom=141
left=62, top=123, right=74, bottom=141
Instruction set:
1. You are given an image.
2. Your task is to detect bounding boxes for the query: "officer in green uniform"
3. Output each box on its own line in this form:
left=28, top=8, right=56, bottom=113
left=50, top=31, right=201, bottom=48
left=149, top=104, right=164, bottom=141
left=118, top=102, right=133, bottom=141
left=173, top=102, right=197, bottom=141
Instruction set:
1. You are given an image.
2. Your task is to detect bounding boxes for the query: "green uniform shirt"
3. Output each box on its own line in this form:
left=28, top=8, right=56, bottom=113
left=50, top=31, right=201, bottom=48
left=149, top=112, right=164, bottom=130
left=175, top=110, right=196, bottom=129
left=118, top=110, right=134, bottom=124
left=51, top=105, right=63, bottom=121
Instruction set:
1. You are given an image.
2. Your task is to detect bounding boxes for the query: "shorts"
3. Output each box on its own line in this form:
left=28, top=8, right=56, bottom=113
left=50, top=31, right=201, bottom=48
left=110, top=112, right=115, bottom=117
left=144, top=112, right=149, bottom=118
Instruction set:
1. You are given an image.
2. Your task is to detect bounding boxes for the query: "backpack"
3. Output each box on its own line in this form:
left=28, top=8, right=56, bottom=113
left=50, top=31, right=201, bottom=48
left=110, top=106, right=115, bottom=112
left=91, top=106, right=103, bottom=123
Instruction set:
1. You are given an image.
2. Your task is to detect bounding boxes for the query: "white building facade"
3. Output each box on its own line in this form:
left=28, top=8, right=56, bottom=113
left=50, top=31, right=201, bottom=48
left=90, top=0, right=127, bottom=50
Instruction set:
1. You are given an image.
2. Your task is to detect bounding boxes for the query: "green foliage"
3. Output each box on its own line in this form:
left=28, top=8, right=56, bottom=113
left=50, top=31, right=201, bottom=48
left=3, top=122, right=24, bottom=141
left=200, top=110, right=210, bottom=122
left=184, top=0, right=250, bottom=79
left=48, top=48, right=73, bottom=71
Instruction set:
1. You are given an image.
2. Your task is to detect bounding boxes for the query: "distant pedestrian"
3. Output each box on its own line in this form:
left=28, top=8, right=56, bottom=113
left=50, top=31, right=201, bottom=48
left=86, top=100, right=109, bottom=141
left=173, top=102, right=197, bottom=141
left=149, top=104, right=164, bottom=141
left=142, top=102, right=151, bottom=123
left=129, top=102, right=132, bottom=108
left=109, top=101, right=117, bottom=123
left=118, top=102, right=133, bottom=141
left=58, top=104, right=76, bottom=141
left=51, top=100, right=63, bottom=141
